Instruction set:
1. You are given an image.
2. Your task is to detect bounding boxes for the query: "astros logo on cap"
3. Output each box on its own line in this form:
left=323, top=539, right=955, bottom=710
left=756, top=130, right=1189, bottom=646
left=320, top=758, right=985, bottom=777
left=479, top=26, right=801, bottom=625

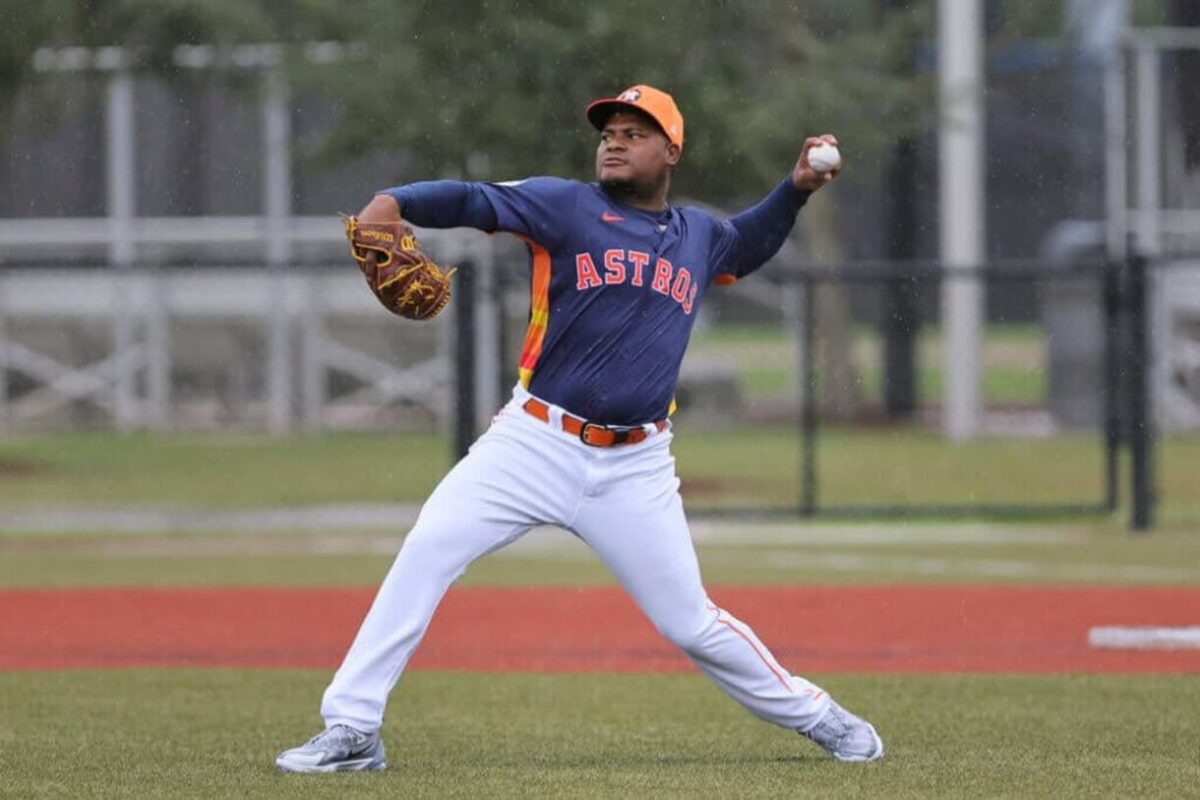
left=586, top=84, right=685, bottom=149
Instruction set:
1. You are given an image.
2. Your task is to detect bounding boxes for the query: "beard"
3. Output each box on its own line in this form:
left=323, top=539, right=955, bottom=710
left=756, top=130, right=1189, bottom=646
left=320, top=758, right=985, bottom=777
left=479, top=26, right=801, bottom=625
left=598, top=177, right=643, bottom=199
left=599, top=173, right=663, bottom=204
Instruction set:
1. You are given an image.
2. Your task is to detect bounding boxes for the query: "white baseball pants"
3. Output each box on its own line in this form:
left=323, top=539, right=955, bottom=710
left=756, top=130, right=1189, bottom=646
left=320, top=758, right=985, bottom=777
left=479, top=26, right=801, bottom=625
left=320, top=386, right=831, bottom=733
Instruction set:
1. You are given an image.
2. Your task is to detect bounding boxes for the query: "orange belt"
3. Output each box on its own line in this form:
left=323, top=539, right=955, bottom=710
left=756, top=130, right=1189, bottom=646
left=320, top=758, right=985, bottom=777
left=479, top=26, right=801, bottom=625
left=522, top=398, right=667, bottom=447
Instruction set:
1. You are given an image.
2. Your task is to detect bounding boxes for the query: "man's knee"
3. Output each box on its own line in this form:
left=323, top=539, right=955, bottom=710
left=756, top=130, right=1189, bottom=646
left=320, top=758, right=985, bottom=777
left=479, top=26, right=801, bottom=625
left=656, top=610, right=716, bottom=654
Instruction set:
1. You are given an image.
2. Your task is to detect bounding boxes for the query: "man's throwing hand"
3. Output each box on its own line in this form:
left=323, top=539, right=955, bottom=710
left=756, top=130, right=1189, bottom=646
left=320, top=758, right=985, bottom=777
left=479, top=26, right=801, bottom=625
left=792, top=134, right=842, bottom=192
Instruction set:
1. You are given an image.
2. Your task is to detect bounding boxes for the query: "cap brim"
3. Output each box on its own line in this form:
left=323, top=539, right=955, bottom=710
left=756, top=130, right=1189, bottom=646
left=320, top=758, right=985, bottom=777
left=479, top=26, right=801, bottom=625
left=586, top=99, right=661, bottom=134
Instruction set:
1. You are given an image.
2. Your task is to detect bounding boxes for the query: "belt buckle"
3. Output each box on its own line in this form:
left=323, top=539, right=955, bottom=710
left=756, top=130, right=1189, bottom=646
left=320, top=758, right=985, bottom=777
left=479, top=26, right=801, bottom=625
left=579, top=421, right=629, bottom=447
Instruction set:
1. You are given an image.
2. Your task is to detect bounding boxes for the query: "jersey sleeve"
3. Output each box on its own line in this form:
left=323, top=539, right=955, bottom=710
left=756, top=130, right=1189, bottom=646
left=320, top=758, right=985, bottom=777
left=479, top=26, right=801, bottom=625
left=476, top=177, right=581, bottom=251
left=711, top=179, right=811, bottom=284
left=378, top=181, right=499, bottom=231
left=708, top=218, right=745, bottom=285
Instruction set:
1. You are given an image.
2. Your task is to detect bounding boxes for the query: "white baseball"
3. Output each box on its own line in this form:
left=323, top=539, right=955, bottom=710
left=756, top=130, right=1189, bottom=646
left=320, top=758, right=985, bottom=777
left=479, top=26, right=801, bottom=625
left=806, top=143, right=841, bottom=173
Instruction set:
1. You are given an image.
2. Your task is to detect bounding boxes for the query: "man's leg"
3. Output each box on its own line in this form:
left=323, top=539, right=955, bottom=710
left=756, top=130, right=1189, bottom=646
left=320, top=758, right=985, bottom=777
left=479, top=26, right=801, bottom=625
left=570, top=436, right=881, bottom=759
left=278, top=413, right=587, bottom=772
left=318, top=419, right=575, bottom=734
left=279, top=458, right=526, bottom=776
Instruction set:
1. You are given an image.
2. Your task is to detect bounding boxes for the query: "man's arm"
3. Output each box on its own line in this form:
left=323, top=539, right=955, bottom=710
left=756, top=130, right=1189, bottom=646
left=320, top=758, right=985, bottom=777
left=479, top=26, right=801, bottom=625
left=715, top=134, right=842, bottom=282
left=361, top=177, right=576, bottom=252
left=360, top=181, right=499, bottom=231
left=720, top=179, right=811, bottom=278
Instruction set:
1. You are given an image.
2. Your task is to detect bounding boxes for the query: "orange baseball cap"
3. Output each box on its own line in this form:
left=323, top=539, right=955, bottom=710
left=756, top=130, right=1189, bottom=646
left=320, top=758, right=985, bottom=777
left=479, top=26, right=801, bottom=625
left=586, top=85, right=684, bottom=148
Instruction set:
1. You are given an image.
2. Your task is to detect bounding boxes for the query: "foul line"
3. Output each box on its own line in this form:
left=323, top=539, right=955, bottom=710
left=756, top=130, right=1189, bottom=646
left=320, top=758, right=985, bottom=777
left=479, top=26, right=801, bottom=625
left=1088, top=626, right=1200, bottom=651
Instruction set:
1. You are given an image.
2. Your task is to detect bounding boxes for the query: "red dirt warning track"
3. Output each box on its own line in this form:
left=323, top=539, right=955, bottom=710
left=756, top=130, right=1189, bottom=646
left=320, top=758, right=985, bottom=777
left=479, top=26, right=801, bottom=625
left=2, top=586, right=1198, bottom=673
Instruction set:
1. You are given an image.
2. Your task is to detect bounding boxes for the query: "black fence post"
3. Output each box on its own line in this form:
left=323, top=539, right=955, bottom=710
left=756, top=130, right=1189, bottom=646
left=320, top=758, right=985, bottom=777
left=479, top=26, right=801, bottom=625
left=883, top=271, right=919, bottom=417
left=495, top=263, right=511, bottom=405
left=882, top=138, right=919, bottom=419
left=800, top=276, right=818, bottom=516
left=453, top=260, right=476, bottom=462
left=1102, top=259, right=1122, bottom=512
left=1127, top=252, right=1155, bottom=532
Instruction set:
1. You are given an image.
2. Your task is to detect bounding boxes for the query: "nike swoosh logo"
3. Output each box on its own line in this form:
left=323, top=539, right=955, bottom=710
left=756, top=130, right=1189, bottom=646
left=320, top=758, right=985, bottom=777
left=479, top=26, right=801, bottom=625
left=601, top=211, right=625, bottom=223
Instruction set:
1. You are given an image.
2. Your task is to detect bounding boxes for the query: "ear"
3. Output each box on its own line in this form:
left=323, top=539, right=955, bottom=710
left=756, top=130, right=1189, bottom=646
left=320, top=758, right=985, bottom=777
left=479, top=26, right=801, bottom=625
left=665, top=142, right=682, bottom=166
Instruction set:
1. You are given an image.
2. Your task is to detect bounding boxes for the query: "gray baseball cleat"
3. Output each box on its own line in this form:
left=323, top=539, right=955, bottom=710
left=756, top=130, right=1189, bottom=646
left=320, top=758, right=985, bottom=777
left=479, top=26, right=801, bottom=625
left=275, top=724, right=387, bottom=773
left=798, top=699, right=884, bottom=762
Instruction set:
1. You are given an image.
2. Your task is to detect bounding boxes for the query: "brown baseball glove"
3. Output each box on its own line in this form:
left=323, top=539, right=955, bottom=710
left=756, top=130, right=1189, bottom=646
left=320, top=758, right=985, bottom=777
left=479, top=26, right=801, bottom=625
left=340, top=214, right=456, bottom=321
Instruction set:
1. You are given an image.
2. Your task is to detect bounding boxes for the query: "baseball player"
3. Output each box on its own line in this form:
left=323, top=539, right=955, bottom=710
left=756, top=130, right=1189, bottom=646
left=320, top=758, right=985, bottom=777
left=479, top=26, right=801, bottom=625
left=277, top=84, right=883, bottom=773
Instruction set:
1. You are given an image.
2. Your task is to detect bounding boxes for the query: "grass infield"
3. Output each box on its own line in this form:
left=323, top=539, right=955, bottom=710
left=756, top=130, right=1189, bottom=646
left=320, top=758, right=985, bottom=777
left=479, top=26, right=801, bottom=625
left=1, top=670, right=1197, bottom=799
left=0, top=429, right=1197, bottom=524
left=3, top=525, right=1200, bottom=587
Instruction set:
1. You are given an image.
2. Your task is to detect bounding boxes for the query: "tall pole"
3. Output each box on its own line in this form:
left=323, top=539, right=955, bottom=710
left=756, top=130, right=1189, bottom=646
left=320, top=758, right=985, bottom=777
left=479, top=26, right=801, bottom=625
left=881, top=0, right=919, bottom=418
left=1133, top=44, right=1162, bottom=258
left=263, top=66, right=293, bottom=436
left=938, top=0, right=985, bottom=440
left=1099, top=1, right=1130, bottom=263
left=107, top=65, right=138, bottom=433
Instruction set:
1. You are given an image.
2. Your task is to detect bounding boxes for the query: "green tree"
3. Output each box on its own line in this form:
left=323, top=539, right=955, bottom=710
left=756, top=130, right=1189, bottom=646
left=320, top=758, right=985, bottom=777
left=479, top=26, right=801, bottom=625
left=0, top=0, right=274, bottom=135
left=302, top=0, right=930, bottom=205
left=4, top=0, right=928, bottom=205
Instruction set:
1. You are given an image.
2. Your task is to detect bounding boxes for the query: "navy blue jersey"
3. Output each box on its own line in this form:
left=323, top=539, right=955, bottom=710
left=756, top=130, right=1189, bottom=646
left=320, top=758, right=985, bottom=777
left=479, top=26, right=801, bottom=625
left=383, top=177, right=809, bottom=425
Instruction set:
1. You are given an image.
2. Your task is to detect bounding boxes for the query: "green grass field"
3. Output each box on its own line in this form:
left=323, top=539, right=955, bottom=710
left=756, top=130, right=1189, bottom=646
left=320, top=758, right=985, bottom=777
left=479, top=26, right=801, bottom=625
left=4, top=524, right=1200, bottom=588
left=1, top=427, right=1197, bottom=524
left=3, top=671, right=1197, bottom=799
left=1, top=428, right=1198, bottom=797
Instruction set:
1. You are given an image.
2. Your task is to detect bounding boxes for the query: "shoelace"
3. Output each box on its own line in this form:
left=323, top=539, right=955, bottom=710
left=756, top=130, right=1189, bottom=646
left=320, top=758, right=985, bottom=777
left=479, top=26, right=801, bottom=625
left=804, top=706, right=848, bottom=749
left=825, top=707, right=852, bottom=748
left=307, top=725, right=356, bottom=749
